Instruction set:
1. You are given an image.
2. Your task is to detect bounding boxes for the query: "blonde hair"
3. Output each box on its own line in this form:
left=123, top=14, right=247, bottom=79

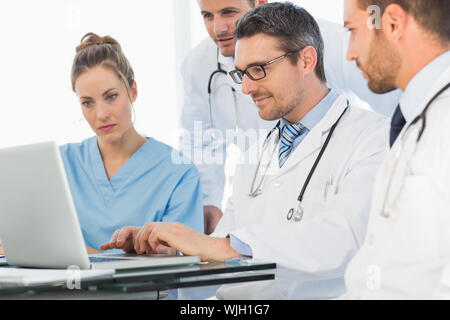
left=71, top=33, right=135, bottom=101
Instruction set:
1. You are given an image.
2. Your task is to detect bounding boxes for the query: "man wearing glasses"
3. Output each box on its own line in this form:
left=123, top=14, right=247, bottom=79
left=102, top=3, right=389, bottom=299
left=181, top=0, right=401, bottom=236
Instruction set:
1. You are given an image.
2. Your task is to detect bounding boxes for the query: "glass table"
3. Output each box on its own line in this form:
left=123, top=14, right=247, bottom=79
left=0, top=258, right=276, bottom=300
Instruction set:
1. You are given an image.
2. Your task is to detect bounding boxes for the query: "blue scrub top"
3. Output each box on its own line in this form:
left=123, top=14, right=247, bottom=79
left=60, top=136, right=204, bottom=250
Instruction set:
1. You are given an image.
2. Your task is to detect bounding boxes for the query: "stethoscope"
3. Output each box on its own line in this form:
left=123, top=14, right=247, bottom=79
left=207, top=48, right=239, bottom=136
left=249, top=101, right=350, bottom=223
left=381, top=82, right=450, bottom=217
left=406, top=82, right=450, bottom=143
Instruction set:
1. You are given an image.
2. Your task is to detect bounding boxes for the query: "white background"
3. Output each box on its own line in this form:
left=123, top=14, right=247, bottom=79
left=0, top=0, right=343, bottom=149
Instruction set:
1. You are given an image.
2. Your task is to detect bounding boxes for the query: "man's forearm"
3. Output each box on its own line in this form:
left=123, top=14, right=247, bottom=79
left=204, top=237, right=244, bottom=262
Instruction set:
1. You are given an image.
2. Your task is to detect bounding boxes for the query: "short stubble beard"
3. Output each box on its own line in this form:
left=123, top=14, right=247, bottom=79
left=364, top=31, right=402, bottom=94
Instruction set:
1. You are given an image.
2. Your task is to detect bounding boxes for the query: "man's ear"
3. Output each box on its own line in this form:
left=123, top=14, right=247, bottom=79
left=382, top=3, right=408, bottom=43
left=255, top=0, right=268, bottom=7
left=299, top=46, right=318, bottom=77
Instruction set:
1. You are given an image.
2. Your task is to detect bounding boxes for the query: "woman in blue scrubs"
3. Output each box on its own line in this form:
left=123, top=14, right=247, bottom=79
left=60, top=33, right=204, bottom=250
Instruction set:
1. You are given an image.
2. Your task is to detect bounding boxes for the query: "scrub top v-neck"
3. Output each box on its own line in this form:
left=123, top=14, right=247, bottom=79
left=60, top=136, right=203, bottom=250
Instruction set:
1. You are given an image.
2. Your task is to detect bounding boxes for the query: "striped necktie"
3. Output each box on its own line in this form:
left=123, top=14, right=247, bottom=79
left=279, top=122, right=307, bottom=168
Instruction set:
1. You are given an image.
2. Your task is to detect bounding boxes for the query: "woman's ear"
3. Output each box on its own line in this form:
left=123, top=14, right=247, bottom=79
left=130, top=81, right=138, bottom=103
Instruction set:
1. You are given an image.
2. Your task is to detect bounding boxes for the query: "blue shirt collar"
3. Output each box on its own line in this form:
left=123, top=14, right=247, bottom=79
left=400, top=50, right=450, bottom=122
left=280, top=89, right=339, bottom=130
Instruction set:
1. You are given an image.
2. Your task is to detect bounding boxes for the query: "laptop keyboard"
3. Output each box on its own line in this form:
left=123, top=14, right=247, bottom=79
left=0, top=257, right=8, bottom=266
left=89, top=257, right=128, bottom=263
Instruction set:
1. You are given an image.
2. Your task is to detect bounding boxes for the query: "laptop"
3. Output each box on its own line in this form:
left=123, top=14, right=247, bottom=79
left=0, top=141, right=200, bottom=270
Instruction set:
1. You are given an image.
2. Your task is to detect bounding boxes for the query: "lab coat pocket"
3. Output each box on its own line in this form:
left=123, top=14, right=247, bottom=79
left=396, top=175, right=426, bottom=212
left=302, top=190, right=328, bottom=219
left=396, top=174, right=450, bottom=260
left=399, top=174, right=446, bottom=220
left=324, top=181, right=335, bottom=201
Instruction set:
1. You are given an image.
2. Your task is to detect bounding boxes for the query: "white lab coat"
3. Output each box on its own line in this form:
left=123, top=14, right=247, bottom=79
left=179, top=19, right=401, bottom=209
left=344, top=66, right=450, bottom=299
left=211, top=94, right=390, bottom=299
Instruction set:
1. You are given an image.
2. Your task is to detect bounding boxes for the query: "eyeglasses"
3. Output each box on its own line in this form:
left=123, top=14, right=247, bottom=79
left=229, top=51, right=299, bottom=84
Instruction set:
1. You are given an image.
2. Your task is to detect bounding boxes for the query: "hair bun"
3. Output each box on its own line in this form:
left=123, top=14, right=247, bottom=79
left=76, top=32, right=120, bottom=53
left=71, top=32, right=134, bottom=92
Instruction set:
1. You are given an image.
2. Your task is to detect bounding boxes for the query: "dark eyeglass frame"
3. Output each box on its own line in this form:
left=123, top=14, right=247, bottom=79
left=229, top=50, right=300, bottom=84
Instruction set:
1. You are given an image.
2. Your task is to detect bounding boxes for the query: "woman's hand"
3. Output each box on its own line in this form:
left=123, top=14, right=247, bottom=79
left=100, top=226, right=141, bottom=253
left=86, top=246, right=100, bottom=254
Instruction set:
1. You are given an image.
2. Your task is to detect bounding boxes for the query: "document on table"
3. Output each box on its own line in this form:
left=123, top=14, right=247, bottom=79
left=0, top=267, right=114, bottom=286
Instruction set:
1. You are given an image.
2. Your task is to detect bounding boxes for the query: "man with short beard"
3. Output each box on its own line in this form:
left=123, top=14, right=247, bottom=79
left=344, top=0, right=450, bottom=299
left=180, top=0, right=401, bottom=235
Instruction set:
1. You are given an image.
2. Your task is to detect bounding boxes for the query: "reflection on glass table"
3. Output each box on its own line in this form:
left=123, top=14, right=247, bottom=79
left=0, top=258, right=276, bottom=299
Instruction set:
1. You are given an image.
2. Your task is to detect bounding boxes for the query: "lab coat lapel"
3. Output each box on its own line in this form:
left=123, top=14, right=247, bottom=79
left=373, top=66, right=450, bottom=217
left=389, top=65, right=450, bottom=151
left=402, top=65, right=450, bottom=132
left=276, top=95, right=349, bottom=176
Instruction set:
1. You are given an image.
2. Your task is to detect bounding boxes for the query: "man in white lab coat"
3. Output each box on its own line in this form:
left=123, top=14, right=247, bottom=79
left=181, top=0, right=400, bottom=234
left=343, top=0, right=450, bottom=298
left=103, top=3, right=389, bottom=299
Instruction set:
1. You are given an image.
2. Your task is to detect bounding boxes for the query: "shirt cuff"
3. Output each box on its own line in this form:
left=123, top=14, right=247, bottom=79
left=229, top=234, right=253, bottom=257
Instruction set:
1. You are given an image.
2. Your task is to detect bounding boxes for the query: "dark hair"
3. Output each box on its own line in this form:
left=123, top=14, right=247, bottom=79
left=71, top=33, right=135, bottom=94
left=358, top=0, right=450, bottom=43
left=235, top=2, right=326, bottom=83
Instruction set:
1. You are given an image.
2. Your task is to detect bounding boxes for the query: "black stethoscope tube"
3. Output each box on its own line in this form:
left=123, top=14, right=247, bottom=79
left=285, top=102, right=349, bottom=222
left=260, top=101, right=349, bottom=204
left=208, top=48, right=234, bottom=94
left=207, top=48, right=237, bottom=132
left=407, top=82, right=450, bottom=143
left=297, top=104, right=349, bottom=203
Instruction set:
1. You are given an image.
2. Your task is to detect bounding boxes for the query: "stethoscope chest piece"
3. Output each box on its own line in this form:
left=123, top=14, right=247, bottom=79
left=248, top=188, right=263, bottom=198
left=287, top=205, right=303, bottom=222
